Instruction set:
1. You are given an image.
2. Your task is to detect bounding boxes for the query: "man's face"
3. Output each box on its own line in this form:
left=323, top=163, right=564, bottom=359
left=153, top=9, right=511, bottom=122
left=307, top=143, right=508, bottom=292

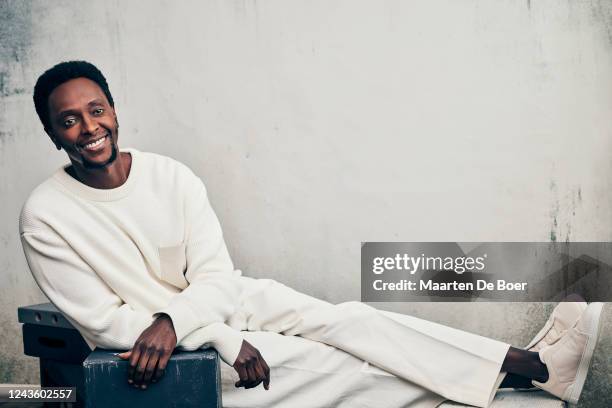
left=46, top=77, right=119, bottom=169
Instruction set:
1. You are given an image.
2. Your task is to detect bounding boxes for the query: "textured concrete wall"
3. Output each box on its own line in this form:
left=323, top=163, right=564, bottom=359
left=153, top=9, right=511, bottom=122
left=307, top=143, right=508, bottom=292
left=1, top=0, right=611, bottom=398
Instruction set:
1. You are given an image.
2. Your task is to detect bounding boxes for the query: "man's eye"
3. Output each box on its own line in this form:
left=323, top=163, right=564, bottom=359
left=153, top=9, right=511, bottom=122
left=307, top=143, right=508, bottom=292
left=63, top=118, right=76, bottom=127
left=93, top=108, right=104, bottom=115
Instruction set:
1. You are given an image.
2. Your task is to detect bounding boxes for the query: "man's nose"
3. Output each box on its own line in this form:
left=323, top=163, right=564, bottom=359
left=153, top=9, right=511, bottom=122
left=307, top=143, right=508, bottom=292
left=81, top=114, right=99, bottom=134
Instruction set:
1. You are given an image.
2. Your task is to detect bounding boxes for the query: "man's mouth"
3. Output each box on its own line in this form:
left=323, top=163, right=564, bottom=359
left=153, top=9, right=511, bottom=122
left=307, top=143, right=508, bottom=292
left=79, top=134, right=109, bottom=152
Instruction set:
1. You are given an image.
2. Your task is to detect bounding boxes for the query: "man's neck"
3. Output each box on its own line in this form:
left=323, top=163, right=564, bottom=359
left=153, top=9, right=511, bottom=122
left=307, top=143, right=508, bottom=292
left=68, top=152, right=132, bottom=189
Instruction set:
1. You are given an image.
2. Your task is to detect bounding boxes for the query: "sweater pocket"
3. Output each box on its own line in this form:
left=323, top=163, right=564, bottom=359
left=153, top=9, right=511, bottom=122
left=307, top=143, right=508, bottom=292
left=158, top=243, right=188, bottom=289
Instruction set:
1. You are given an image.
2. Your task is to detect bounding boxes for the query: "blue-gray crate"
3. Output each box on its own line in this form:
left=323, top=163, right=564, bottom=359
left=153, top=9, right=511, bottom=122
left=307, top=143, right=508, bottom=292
left=83, top=348, right=222, bottom=408
left=22, top=323, right=91, bottom=363
left=18, top=303, right=75, bottom=329
left=40, top=358, right=86, bottom=406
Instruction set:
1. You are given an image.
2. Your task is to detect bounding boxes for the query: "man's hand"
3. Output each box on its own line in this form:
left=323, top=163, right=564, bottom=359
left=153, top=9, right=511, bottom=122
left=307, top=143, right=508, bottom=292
left=117, top=314, right=177, bottom=389
left=233, top=340, right=270, bottom=390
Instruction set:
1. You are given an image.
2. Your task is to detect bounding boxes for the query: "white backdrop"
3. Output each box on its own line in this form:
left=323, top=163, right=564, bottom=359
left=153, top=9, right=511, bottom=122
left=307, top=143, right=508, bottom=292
left=1, top=0, right=611, bottom=383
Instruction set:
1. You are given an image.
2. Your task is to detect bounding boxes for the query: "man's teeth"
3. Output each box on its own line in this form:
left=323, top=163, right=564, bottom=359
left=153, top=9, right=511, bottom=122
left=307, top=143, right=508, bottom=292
left=84, top=136, right=106, bottom=149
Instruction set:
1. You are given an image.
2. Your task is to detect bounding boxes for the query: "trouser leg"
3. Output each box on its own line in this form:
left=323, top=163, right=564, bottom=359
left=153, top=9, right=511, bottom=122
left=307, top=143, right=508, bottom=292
left=229, top=277, right=510, bottom=408
left=221, top=331, right=446, bottom=408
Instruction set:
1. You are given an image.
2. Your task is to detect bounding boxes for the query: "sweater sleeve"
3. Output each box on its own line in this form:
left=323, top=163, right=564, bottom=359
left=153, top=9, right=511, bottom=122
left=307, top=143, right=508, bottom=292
left=153, top=173, right=244, bottom=365
left=20, top=229, right=154, bottom=349
left=21, top=228, right=243, bottom=364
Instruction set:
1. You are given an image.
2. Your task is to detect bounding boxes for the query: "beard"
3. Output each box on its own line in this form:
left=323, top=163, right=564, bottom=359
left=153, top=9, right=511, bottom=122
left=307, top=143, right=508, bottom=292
left=71, top=120, right=120, bottom=169
left=81, top=139, right=119, bottom=169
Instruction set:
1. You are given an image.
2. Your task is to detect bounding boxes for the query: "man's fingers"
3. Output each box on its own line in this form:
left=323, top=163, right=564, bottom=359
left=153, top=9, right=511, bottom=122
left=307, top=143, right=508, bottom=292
left=142, top=351, right=160, bottom=388
left=153, top=350, right=171, bottom=383
left=233, top=343, right=270, bottom=390
left=127, top=347, right=142, bottom=384
left=123, top=316, right=177, bottom=388
left=252, top=361, right=266, bottom=389
left=117, top=351, right=132, bottom=360
left=261, top=357, right=271, bottom=390
left=263, top=374, right=270, bottom=390
left=246, top=363, right=262, bottom=389
left=234, top=362, right=248, bottom=388
left=133, top=351, right=151, bottom=387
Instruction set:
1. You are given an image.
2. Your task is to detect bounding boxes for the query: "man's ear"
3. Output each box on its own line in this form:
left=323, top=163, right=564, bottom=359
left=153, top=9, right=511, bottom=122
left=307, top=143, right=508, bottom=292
left=45, top=128, right=62, bottom=151
left=112, top=107, right=119, bottom=129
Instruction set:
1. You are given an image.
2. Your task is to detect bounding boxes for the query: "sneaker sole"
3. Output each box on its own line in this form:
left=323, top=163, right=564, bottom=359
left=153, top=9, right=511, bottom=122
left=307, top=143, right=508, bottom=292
left=567, top=302, right=604, bottom=404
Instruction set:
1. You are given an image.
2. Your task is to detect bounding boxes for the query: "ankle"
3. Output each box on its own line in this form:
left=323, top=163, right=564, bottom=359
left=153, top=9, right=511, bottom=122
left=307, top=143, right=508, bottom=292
left=500, top=373, right=536, bottom=389
left=533, top=354, right=549, bottom=383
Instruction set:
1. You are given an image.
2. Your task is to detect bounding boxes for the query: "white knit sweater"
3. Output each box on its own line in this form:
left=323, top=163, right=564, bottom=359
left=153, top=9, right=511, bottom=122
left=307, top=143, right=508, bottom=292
left=19, top=148, right=244, bottom=365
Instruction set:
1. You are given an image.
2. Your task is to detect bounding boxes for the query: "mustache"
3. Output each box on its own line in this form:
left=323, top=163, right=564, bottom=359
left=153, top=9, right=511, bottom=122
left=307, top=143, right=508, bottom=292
left=82, top=140, right=119, bottom=169
left=72, top=120, right=119, bottom=153
left=73, top=133, right=109, bottom=153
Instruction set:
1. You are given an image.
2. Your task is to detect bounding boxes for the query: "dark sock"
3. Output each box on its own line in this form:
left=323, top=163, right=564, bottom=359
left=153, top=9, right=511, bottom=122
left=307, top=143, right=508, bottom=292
left=501, top=347, right=549, bottom=383
left=529, top=351, right=549, bottom=383
left=500, top=373, right=536, bottom=389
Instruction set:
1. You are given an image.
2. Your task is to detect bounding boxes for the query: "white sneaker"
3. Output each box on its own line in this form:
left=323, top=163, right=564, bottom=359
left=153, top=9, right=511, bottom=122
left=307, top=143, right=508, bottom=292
left=532, top=302, right=604, bottom=404
left=525, top=301, right=587, bottom=352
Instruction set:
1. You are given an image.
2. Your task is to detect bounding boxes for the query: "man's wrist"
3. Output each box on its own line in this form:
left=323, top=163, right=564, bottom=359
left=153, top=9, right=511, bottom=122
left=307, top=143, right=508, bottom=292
left=154, top=313, right=174, bottom=326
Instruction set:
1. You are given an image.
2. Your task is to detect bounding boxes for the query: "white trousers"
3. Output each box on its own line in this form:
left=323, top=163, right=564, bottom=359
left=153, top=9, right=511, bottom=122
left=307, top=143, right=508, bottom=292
left=222, top=277, right=510, bottom=408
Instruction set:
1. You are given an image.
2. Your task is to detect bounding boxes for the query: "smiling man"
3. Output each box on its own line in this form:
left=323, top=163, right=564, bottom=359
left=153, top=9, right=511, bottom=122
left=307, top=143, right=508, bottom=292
left=42, top=76, right=127, bottom=184
left=19, top=61, right=603, bottom=408
left=25, top=62, right=258, bottom=390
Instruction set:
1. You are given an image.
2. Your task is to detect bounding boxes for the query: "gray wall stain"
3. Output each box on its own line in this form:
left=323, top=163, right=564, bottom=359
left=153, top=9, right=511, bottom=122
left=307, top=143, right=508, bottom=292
left=0, top=71, right=26, bottom=97
left=0, top=130, right=14, bottom=149
left=564, top=187, right=583, bottom=243
left=0, top=1, right=32, bottom=62
left=588, top=0, right=612, bottom=45
left=549, top=182, right=584, bottom=244
left=550, top=179, right=559, bottom=242
left=0, top=0, right=32, bottom=85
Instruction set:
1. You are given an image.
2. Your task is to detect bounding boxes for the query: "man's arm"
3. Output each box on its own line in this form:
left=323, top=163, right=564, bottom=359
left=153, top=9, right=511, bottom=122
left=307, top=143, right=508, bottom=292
left=152, top=168, right=270, bottom=390
left=23, top=228, right=179, bottom=387
left=20, top=229, right=155, bottom=349
left=117, top=313, right=177, bottom=389
left=152, top=170, right=245, bottom=361
left=21, top=228, right=251, bottom=388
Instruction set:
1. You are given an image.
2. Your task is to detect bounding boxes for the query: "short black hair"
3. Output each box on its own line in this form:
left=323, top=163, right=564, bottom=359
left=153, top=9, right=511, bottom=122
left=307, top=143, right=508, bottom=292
left=33, top=61, right=114, bottom=129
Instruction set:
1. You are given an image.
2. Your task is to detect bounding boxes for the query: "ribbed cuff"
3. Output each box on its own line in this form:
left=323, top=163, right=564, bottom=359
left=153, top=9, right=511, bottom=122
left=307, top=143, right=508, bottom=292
left=207, top=322, right=244, bottom=365
left=180, top=322, right=244, bottom=366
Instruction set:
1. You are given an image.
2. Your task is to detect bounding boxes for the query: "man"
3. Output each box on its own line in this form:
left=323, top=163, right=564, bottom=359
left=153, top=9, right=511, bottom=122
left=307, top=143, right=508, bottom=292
left=20, top=60, right=603, bottom=407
